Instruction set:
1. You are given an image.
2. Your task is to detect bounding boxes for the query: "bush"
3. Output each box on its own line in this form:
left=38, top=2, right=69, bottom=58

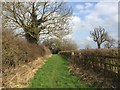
left=2, top=29, right=47, bottom=70
left=59, top=48, right=120, bottom=88
left=59, top=48, right=119, bottom=75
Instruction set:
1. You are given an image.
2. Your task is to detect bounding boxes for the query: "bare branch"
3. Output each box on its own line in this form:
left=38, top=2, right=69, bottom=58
left=90, top=26, right=109, bottom=48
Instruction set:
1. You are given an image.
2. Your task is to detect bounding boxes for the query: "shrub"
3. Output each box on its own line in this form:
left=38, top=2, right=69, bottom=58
left=2, top=29, right=47, bottom=70
left=59, top=48, right=120, bottom=88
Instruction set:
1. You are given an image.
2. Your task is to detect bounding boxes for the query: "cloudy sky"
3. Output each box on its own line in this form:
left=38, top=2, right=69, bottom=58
left=4, top=0, right=118, bottom=49
left=64, top=0, right=118, bottom=49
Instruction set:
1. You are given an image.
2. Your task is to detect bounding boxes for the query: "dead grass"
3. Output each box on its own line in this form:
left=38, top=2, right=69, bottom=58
left=69, top=64, right=116, bottom=88
left=3, top=54, right=52, bottom=88
left=2, top=29, right=47, bottom=70
left=2, top=29, right=52, bottom=88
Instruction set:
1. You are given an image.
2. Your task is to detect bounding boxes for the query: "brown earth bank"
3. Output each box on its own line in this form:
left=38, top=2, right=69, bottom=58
left=2, top=46, right=52, bottom=88
left=2, top=54, right=52, bottom=88
left=2, top=29, right=52, bottom=88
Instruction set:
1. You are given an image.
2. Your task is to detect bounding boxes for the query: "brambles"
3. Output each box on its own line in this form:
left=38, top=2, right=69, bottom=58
left=2, top=29, right=47, bottom=70
left=2, top=29, right=52, bottom=88
left=59, top=48, right=120, bottom=88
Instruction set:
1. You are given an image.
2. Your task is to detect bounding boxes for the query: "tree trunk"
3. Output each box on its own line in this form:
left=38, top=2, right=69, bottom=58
left=25, top=33, right=38, bottom=44
left=98, top=43, right=101, bottom=49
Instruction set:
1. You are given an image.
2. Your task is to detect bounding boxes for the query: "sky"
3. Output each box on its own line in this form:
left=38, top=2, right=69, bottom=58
left=3, top=0, right=118, bottom=49
left=64, top=0, right=118, bottom=49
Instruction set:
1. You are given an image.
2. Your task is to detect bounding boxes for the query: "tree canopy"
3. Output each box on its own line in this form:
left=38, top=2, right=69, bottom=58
left=90, top=26, right=109, bottom=48
left=3, top=2, right=72, bottom=44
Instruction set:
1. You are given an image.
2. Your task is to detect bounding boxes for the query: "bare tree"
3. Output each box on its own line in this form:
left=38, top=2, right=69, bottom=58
left=90, top=26, right=109, bottom=48
left=3, top=2, right=72, bottom=44
left=60, top=39, right=78, bottom=51
left=104, top=37, right=116, bottom=48
left=43, top=38, right=78, bottom=53
left=43, top=38, right=61, bottom=51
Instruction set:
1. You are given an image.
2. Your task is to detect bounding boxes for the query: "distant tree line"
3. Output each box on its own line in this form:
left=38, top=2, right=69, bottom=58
left=43, top=38, right=78, bottom=54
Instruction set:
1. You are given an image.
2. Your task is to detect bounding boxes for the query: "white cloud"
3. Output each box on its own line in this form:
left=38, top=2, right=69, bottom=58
left=87, top=36, right=93, bottom=41
left=71, top=2, right=118, bottom=49
left=109, top=33, right=118, bottom=41
left=70, top=16, right=81, bottom=31
left=76, top=3, right=93, bottom=10
left=79, top=9, right=92, bottom=14
left=71, top=16, right=81, bottom=23
left=83, top=2, right=118, bottom=31
left=84, top=13, right=103, bottom=28
left=95, top=2, right=118, bottom=16
left=85, top=3, right=93, bottom=9
left=76, top=3, right=94, bottom=10
left=76, top=4, right=84, bottom=10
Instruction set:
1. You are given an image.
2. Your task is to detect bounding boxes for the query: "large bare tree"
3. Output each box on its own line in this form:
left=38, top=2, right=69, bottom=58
left=3, top=2, right=72, bottom=44
left=90, top=26, right=109, bottom=48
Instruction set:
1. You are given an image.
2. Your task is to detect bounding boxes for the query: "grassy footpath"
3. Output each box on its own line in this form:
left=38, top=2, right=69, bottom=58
left=30, top=54, right=91, bottom=88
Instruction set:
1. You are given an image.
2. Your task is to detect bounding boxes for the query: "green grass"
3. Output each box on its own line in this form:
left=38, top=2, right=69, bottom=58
left=29, top=54, right=91, bottom=88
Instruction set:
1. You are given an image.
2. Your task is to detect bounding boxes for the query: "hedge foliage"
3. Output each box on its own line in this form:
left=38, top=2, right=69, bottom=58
left=59, top=48, right=120, bottom=87
left=2, top=30, right=47, bottom=70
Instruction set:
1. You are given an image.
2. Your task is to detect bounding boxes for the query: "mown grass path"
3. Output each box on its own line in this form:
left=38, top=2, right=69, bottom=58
left=30, top=54, right=90, bottom=88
